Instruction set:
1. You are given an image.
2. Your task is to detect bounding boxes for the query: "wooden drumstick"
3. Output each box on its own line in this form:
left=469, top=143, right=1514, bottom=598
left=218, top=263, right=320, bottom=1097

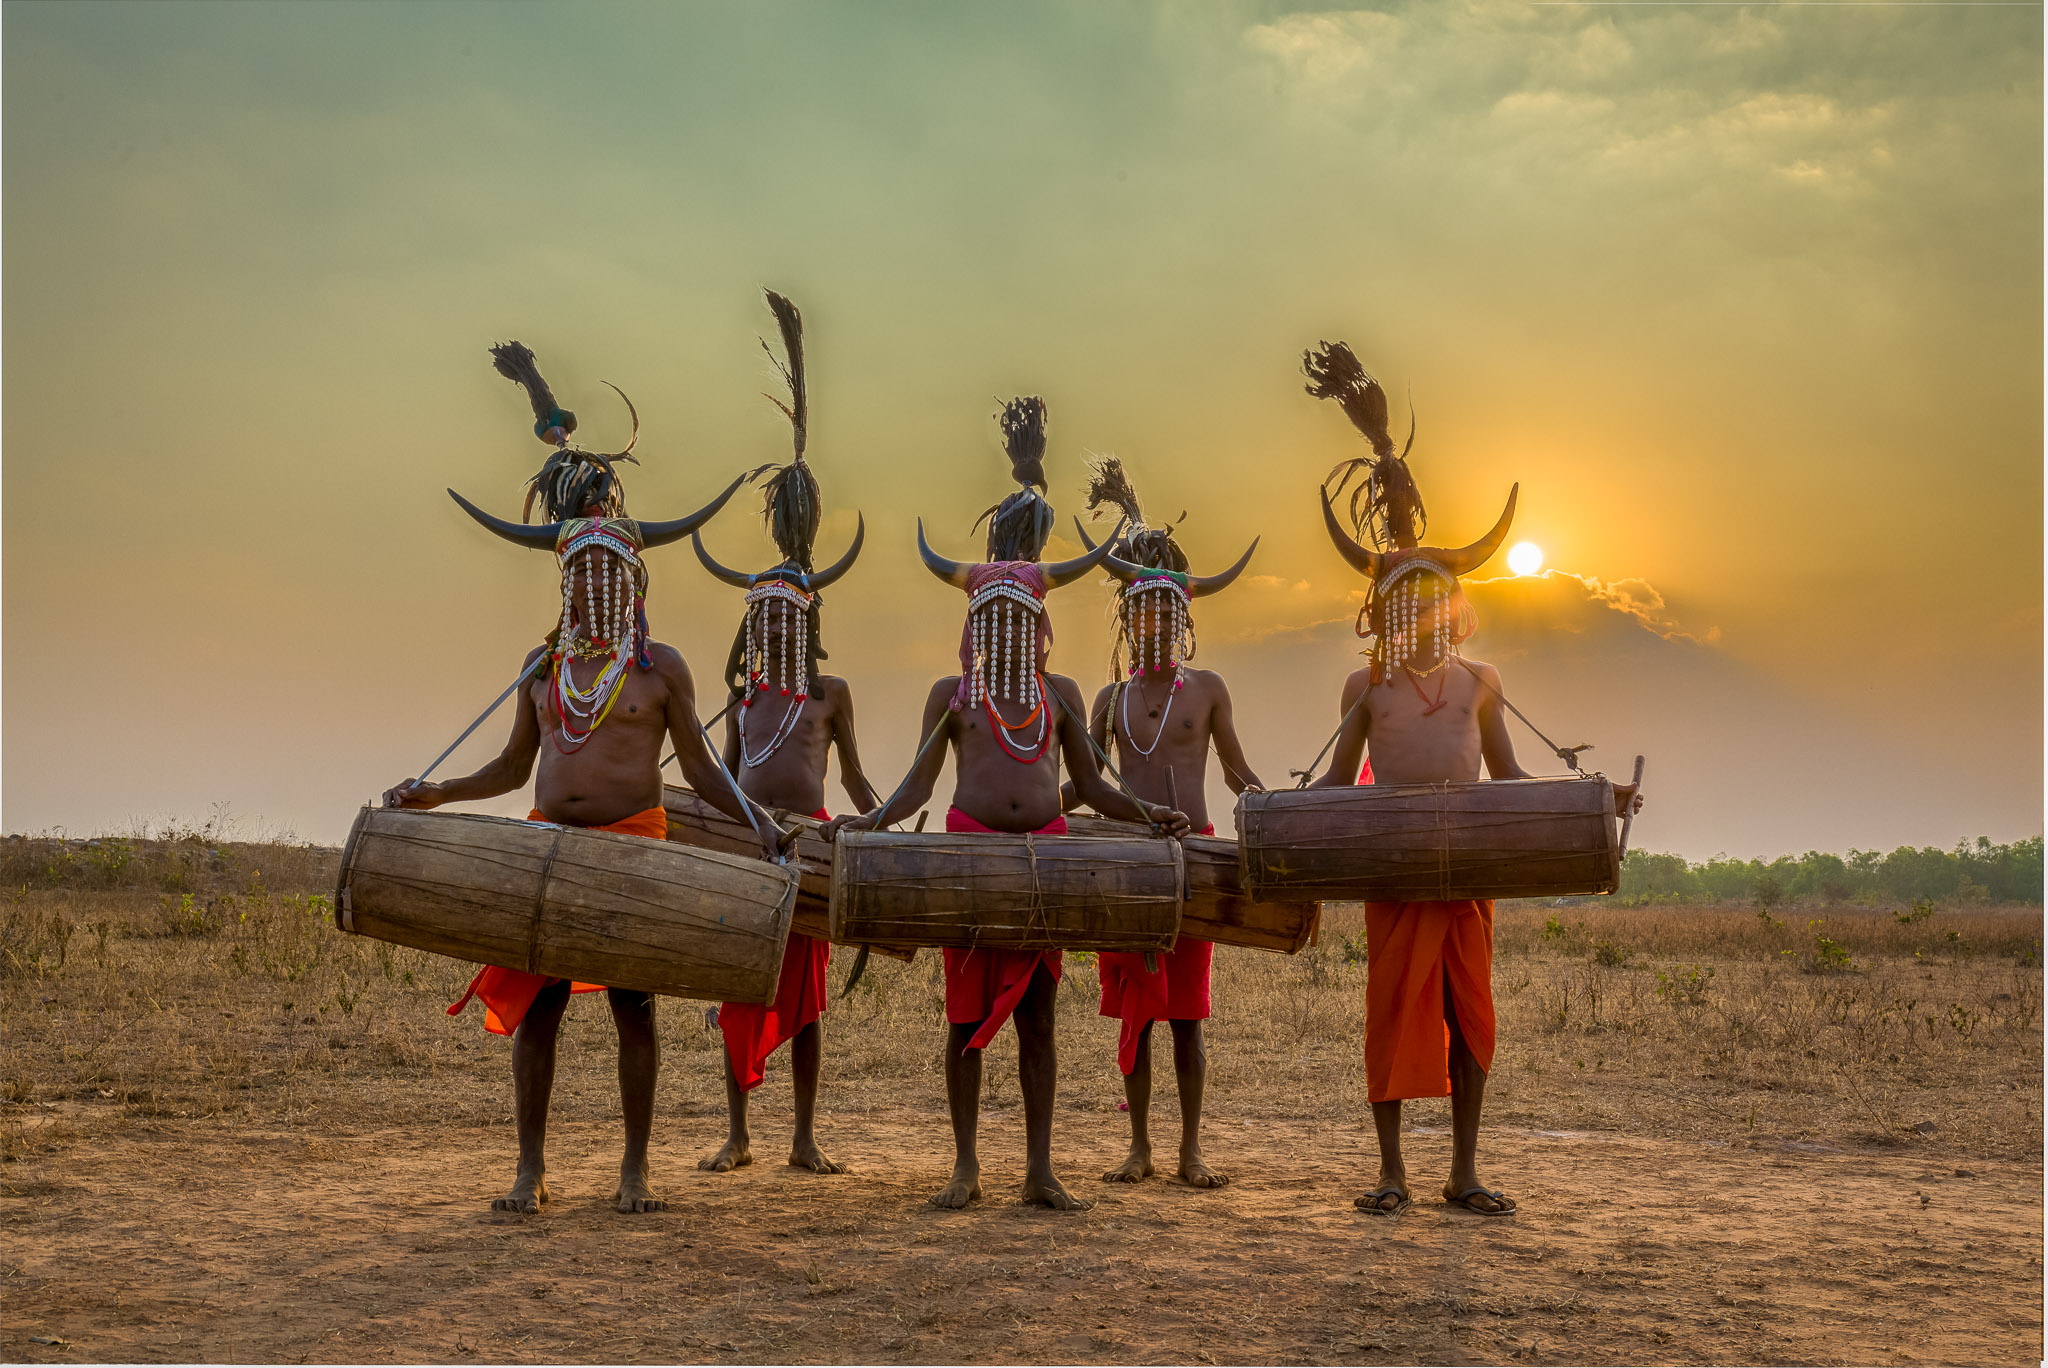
left=1617, top=754, right=1646, bottom=858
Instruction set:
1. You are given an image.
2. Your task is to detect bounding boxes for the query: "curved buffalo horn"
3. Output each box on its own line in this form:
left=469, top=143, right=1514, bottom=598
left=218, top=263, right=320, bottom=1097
left=1041, top=518, right=1125, bottom=589
left=1320, top=487, right=1384, bottom=580
left=804, top=513, right=865, bottom=590
left=633, top=473, right=748, bottom=548
left=917, top=518, right=975, bottom=589
left=1188, top=537, right=1259, bottom=598
left=1072, top=516, right=1145, bottom=585
left=1437, top=483, right=1519, bottom=577
left=600, top=382, right=640, bottom=462
left=449, top=488, right=563, bottom=549
left=689, top=531, right=753, bottom=589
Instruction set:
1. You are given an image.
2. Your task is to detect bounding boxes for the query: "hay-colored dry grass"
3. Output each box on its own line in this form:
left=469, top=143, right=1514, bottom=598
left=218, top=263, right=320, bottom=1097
left=2, top=832, right=2042, bottom=1365
left=2, top=835, right=2037, bottom=1156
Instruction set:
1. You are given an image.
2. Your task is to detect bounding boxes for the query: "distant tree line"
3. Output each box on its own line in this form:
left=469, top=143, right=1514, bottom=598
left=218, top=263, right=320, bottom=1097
left=1616, top=836, right=2044, bottom=907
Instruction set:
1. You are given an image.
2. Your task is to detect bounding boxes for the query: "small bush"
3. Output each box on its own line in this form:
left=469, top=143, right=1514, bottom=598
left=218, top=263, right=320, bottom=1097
left=1654, top=964, right=1715, bottom=1006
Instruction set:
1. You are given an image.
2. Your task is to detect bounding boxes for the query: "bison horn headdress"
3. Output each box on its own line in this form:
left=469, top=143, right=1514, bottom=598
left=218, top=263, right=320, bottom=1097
left=1304, top=340, right=1517, bottom=679
left=1071, top=454, right=1258, bottom=691
left=916, top=395, right=1118, bottom=753
left=688, top=290, right=865, bottom=763
left=447, top=340, right=744, bottom=750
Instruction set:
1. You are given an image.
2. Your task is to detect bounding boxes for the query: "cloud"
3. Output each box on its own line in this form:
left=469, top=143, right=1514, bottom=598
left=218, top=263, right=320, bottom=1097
left=1463, top=568, right=1720, bottom=645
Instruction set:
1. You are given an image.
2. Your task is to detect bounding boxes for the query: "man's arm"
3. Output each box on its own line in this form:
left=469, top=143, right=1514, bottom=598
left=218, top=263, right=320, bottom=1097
left=1471, top=660, right=1535, bottom=782
left=1058, top=683, right=1115, bottom=813
left=382, top=646, right=547, bottom=809
left=1205, top=675, right=1264, bottom=794
left=1054, top=675, right=1189, bottom=836
left=825, top=678, right=882, bottom=814
left=823, top=679, right=954, bottom=837
left=720, top=690, right=742, bottom=775
left=1307, top=670, right=1372, bottom=789
left=657, top=646, right=785, bottom=845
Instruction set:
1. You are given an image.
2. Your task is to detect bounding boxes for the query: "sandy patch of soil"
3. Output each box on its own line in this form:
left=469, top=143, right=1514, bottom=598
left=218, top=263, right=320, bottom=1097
left=4, top=1106, right=2039, bottom=1365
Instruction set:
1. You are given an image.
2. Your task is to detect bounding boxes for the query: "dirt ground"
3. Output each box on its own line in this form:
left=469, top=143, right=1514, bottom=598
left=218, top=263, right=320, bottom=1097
left=3, top=835, right=2041, bottom=1364
left=4, top=1101, right=2040, bottom=1366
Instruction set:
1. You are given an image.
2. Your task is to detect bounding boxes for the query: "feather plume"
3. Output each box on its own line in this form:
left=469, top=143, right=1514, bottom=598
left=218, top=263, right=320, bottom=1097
left=994, top=395, right=1049, bottom=492
left=1085, top=454, right=1185, bottom=572
left=974, top=395, right=1054, bottom=560
left=491, top=341, right=575, bottom=436
left=1083, top=454, right=1145, bottom=528
left=759, top=289, right=807, bottom=462
left=751, top=291, right=821, bottom=568
left=1303, top=340, right=1426, bottom=551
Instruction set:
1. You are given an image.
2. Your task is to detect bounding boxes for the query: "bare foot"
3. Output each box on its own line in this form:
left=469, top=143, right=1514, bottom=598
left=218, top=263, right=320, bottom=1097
left=492, top=1170, right=548, bottom=1215
left=613, top=1165, right=666, bottom=1214
left=1102, top=1145, right=1154, bottom=1183
left=929, top=1164, right=982, bottom=1209
left=697, top=1139, right=752, bottom=1173
left=1178, top=1149, right=1230, bottom=1189
left=789, top=1140, right=848, bottom=1175
left=1022, top=1172, right=1094, bottom=1211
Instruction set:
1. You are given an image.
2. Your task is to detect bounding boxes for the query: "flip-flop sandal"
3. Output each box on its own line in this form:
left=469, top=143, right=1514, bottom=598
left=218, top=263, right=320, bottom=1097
left=1355, top=1186, right=1412, bottom=1216
left=1443, top=1185, right=1517, bottom=1215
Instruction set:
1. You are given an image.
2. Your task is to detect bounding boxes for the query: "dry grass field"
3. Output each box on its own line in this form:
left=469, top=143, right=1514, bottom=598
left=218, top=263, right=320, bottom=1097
left=2, top=830, right=2041, bottom=1365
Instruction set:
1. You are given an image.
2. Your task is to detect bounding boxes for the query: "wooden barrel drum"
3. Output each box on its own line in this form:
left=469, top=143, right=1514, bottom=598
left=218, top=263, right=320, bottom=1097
left=1062, top=814, right=1320, bottom=954
left=334, top=807, right=799, bottom=1003
left=830, top=830, right=1185, bottom=952
left=1239, top=777, right=1621, bottom=903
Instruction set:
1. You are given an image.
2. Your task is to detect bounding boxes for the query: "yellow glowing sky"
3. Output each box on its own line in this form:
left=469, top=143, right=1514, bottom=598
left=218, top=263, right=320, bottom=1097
left=5, top=2, right=2040, bottom=858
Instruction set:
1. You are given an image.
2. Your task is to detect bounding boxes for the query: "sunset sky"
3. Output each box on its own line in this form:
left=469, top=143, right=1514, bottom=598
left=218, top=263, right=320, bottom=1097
left=5, top=1, right=2040, bottom=859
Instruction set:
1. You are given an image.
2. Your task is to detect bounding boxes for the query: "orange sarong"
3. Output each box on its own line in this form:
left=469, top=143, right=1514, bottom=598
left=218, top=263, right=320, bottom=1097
left=1361, top=898, right=1496, bottom=1102
left=446, top=805, right=672, bottom=1036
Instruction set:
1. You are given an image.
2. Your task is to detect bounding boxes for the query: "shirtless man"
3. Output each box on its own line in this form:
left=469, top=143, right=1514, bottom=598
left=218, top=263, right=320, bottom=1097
left=688, top=290, right=879, bottom=1177
left=1301, top=338, right=1637, bottom=1216
left=382, top=341, right=784, bottom=1215
left=824, top=398, right=1188, bottom=1211
left=1059, top=458, right=1262, bottom=1190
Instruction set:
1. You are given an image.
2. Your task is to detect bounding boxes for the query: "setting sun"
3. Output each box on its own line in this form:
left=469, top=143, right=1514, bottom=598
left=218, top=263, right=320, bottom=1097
left=1507, top=541, right=1544, bottom=577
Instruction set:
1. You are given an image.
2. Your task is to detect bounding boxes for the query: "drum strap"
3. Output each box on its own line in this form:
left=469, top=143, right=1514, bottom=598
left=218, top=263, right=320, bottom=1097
left=1453, top=659, right=1595, bottom=774
left=526, top=826, right=567, bottom=975
left=656, top=692, right=745, bottom=774
left=1287, top=660, right=1596, bottom=786
left=1042, top=684, right=1164, bottom=836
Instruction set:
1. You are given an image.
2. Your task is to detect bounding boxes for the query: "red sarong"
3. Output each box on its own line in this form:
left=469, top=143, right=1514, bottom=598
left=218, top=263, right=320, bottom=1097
left=1362, top=898, right=1496, bottom=1102
left=719, top=809, right=833, bottom=1090
left=1097, top=823, right=1215, bottom=1075
left=942, top=807, right=1066, bottom=1050
left=446, top=805, right=671, bottom=1036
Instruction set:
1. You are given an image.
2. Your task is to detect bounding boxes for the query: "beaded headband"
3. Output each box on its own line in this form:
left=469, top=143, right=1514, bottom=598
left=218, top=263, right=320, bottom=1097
left=969, top=576, right=1046, bottom=616
left=1376, top=555, right=1454, bottom=592
left=1120, top=568, right=1192, bottom=605
left=743, top=575, right=814, bottom=611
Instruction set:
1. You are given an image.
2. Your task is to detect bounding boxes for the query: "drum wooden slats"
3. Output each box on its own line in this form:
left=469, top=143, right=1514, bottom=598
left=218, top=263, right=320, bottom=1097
left=1062, top=814, right=1320, bottom=954
left=334, top=807, right=798, bottom=1003
left=661, top=787, right=915, bottom=962
left=1238, top=778, right=1619, bottom=903
left=830, top=830, right=1184, bottom=952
